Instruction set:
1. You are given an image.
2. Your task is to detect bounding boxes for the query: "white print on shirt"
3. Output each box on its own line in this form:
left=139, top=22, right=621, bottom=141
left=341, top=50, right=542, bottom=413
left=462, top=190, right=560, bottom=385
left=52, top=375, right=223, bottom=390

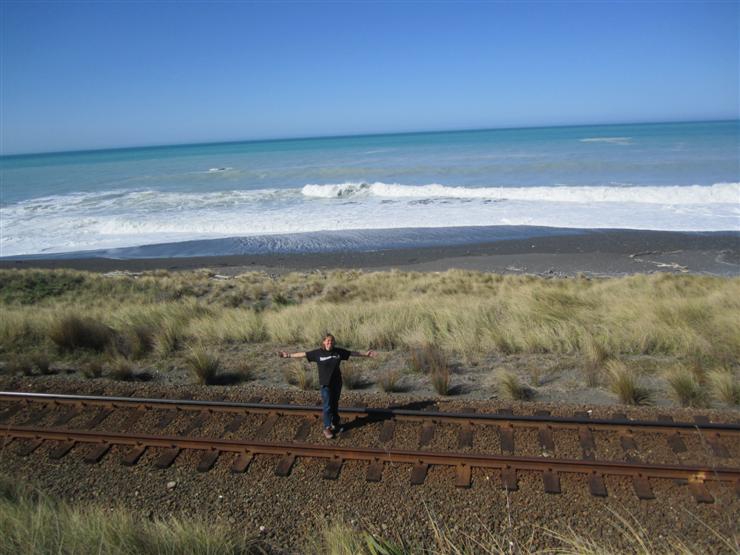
left=319, top=356, right=339, bottom=361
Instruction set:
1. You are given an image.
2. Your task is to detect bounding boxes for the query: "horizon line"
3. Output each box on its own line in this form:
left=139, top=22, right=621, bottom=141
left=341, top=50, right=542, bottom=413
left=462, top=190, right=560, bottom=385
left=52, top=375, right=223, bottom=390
left=2, top=117, right=737, bottom=159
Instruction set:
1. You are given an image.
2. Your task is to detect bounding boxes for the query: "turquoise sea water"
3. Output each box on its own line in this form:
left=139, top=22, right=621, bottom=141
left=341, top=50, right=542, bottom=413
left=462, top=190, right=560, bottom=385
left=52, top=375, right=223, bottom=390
left=1, top=120, right=738, bottom=257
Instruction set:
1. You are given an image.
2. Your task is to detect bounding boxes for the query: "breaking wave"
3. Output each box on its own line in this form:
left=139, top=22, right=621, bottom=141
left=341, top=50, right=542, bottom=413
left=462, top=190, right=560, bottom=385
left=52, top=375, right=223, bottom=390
left=301, top=182, right=740, bottom=205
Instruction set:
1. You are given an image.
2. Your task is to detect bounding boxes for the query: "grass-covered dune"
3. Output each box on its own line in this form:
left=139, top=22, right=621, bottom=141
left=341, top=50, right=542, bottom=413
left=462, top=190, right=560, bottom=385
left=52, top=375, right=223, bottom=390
left=1, top=269, right=738, bottom=405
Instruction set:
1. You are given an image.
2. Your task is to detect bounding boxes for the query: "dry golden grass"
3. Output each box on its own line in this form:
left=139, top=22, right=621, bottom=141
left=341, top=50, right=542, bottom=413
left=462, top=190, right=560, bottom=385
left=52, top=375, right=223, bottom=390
left=430, top=367, right=451, bottom=396
left=666, top=366, right=710, bottom=408
left=498, top=370, right=534, bottom=401
left=184, top=346, right=222, bottom=385
left=2, top=270, right=739, bottom=399
left=283, top=360, right=316, bottom=390
left=708, top=368, right=740, bottom=405
left=607, top=360, right=653, bottom=405
left=378, top=368, right=404, bottom=392
left=340, top=361, right=365, bottom=390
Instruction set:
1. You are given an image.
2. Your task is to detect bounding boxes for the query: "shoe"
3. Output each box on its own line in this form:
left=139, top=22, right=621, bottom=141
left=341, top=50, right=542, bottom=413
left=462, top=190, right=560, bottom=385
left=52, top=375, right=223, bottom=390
left=331, top=425, right=344, bottom=435
left=323, top=427, right=335, bottom=439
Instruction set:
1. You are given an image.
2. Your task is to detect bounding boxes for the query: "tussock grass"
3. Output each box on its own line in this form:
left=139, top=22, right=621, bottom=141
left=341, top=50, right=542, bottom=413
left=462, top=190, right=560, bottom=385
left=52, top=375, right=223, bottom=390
left=1, top=270, right=738, bottom=368
left=184, top=346, right=221, bottom=385
left=305, top=518, right=404, bottom=555
left=498, top=370, right=534, bottom=401
left=49, top=314, right=112, bottom=353
left=378, top=369, right=404, bottom=392
left=0, top=474, right=258, bottom=554
left=430, top=367, right=451, bottom=396
left=408, top=344, right=448, bottom=374
left=306, top=505, right=740, bottom=555
left=283, top=360, right=316, bottom=390
left=666, top=366, right=710, bottom=407
left=79, top=359, right=103, bottom=379
left=607, top=360, right=653, bottom=405
left=708, top=368, right=740, bottom=405
left=107, top=357, right=136, bottom=381
left=341, top=361, right=365, bottom=389
left=580, top=332, right=609, bottom=387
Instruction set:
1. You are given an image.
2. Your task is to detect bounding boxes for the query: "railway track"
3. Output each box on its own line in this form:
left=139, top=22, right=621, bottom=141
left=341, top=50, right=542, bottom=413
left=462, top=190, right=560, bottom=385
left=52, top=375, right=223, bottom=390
left=1, top=391, right=738, bottom=504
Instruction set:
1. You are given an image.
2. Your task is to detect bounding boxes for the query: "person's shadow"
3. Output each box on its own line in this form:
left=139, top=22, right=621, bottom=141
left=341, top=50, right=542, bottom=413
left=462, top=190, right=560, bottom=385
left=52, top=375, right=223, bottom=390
left=341, top=400, right=437, bottom=433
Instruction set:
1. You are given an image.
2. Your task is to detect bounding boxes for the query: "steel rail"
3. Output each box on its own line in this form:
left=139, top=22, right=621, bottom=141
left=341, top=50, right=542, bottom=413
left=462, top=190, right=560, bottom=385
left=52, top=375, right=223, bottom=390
left=2, top=425, right=738, bottom=483
left=2, top=391, right=738, bottom=434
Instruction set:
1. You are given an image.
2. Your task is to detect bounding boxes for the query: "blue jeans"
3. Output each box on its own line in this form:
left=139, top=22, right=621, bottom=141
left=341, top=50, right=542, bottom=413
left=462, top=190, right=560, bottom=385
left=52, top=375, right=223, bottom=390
left=320, top=377, right=342, bottom=429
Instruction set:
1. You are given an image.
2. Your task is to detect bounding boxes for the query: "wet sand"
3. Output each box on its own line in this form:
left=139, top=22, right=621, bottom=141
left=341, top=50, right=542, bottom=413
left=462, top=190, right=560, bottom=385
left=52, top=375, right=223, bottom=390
left=2, top=229, right=738, bottom=276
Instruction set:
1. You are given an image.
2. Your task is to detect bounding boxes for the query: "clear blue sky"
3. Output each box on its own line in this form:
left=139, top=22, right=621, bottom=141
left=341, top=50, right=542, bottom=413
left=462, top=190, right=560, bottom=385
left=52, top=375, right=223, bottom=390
left=1, top=1, right=738, bottom=154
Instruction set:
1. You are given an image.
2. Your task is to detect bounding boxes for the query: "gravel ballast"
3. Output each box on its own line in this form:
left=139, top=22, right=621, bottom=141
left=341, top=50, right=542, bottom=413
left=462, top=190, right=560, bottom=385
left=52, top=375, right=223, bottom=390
left=0, top=375, right=738, bottom=553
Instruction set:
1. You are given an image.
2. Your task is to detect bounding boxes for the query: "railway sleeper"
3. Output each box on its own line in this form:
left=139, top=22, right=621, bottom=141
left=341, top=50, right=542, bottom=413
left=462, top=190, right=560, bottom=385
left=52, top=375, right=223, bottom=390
left=419, top=421, right=436, bottom=447
left=535, top=410, right=556, bottom=456
left=84, top=442, right=112, bottom=464
left=154, top=447, right=181, bottom=468
left=197, top=449, right=220, bottom=472
left=275, top=453, right=296, bottom=476
left=323, top=456, right=343, bottom=480
left=366, top=458, right=384, bottom=482
left=231, top=451, right=254, bottom=473
left=121, top=445, right=147, bottom=466
left=658, top=414, right=687, bottom=453
left=410, top=462, right=429, bottom=485
left=49, top=440, right=75, bottom=459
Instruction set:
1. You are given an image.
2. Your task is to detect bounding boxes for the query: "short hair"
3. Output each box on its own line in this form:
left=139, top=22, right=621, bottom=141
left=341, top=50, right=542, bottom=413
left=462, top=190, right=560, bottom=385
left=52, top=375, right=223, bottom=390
left=323, top=333, right=335, bottom=341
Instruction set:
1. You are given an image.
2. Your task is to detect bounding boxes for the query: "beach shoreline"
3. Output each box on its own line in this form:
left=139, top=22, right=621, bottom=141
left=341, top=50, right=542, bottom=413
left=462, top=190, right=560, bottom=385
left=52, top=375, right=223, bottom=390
left=2, top=228, right=738, bottom=276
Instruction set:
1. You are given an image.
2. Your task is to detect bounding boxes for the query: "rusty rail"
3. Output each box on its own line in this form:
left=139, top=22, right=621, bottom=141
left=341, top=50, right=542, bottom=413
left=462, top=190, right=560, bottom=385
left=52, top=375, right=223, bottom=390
left=2, top=391, right=738, bottom=434
left=1, top=424, right=737, bottom=502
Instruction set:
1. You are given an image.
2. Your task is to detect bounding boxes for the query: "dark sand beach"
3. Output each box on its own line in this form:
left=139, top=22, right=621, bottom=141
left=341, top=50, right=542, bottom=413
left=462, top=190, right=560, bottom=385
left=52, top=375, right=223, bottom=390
left=2, top=228, right=738, bottom=276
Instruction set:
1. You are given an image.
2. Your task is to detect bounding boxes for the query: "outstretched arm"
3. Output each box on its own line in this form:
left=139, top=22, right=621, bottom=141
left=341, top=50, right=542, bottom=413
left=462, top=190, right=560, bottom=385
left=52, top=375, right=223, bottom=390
left=350, top=350, right=377, bottom=358
left=278, top=351, right=306, bottom=359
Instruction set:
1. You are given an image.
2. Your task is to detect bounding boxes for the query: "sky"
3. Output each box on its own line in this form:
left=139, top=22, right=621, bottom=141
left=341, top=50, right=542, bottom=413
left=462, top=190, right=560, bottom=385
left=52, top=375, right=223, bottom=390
left=1, top=1, right=738, bottom=155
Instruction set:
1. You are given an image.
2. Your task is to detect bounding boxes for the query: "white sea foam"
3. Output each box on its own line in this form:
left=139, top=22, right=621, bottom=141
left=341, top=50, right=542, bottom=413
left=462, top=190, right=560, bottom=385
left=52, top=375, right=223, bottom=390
left=302, top=182, right=740, bottom=204
left=2, top=182, right=738, bottom=257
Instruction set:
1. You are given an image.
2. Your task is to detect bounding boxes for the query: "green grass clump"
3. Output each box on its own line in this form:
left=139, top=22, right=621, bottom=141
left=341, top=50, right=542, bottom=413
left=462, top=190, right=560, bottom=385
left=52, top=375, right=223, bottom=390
left=184, top=347, right=222, bottom=385
left=666, top=367, right=709, bottom=408
left=0, top=474, right=258, bottom=554
left=607, top=360, right=653, bottom=405
left=708, top=369, right=740, bottom=405
left=305, top=519, right=404, bottom=555
left=498, top=371, right=534, bottom=401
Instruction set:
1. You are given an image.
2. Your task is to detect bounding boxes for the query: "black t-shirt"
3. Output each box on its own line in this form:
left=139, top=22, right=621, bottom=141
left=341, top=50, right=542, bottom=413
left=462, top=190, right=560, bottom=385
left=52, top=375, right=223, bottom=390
left=306, top=348, right=351, bottom=386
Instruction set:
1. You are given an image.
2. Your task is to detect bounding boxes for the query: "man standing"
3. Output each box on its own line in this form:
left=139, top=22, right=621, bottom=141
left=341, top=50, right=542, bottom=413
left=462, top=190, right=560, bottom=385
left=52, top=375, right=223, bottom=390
left=279, top=333, right=377, bottom=438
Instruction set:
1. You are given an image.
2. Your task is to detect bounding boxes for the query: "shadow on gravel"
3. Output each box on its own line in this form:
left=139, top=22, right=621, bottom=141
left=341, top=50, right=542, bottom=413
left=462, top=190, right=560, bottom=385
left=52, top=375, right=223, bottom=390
left=206, top=372, right=249, bottom=386
left=446, top=383, right=471, bottom=395
left=342, top=400, right=437, bottom=433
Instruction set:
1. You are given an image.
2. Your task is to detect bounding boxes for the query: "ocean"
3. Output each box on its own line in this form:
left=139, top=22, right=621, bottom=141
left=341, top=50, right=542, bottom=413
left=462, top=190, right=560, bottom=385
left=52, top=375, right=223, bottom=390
left=1, top=120, right=738, bottom=259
